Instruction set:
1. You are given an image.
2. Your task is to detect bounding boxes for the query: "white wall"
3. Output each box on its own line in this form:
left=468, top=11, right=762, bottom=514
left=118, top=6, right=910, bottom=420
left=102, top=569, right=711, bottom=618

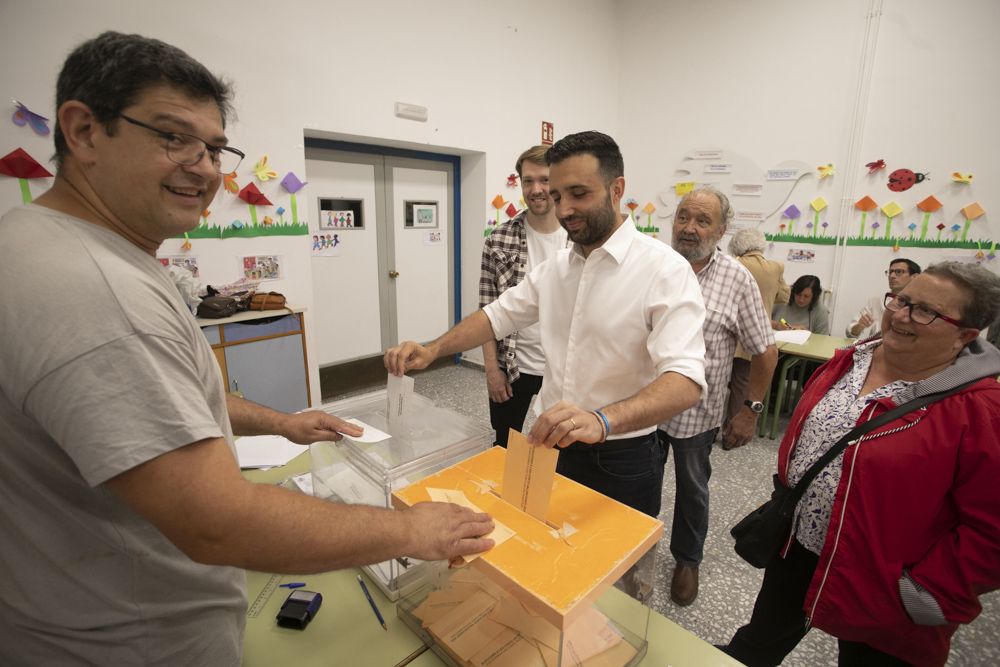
left=616, top=0, right=1000, bottom=335
left=0, top=0, right=621, bottom=402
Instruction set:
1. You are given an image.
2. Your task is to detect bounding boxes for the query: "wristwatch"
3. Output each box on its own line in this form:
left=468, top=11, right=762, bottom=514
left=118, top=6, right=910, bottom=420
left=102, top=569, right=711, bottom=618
left=744, top=399, right=765, bottom=414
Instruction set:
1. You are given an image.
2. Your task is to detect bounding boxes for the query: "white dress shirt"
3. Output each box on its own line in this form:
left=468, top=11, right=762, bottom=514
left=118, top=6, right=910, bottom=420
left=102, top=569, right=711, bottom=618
left=484, top=219, right=707, bottom=439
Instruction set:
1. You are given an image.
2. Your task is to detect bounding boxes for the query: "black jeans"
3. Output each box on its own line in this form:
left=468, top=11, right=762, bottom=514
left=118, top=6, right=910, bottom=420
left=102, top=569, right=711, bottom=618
left=722, top=540, right=913, bottom=666
left=555, top=431, right=666, bottom=518
left=488, top=372, right=543, bottom=447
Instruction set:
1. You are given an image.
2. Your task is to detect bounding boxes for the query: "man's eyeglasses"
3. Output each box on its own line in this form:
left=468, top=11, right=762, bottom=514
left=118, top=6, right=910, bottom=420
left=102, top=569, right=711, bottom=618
left=884, top=268, right=910, bottom=276
left=119, top=114, right=244, bottom=174
left=883, top=292, right=967, bottom=327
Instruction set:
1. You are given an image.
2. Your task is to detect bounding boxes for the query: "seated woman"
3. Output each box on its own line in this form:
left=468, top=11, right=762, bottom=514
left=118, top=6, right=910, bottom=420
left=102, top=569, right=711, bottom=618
left=721, top=261, right=1000, bottom=667
left=771, top=275, right=830, bottom=335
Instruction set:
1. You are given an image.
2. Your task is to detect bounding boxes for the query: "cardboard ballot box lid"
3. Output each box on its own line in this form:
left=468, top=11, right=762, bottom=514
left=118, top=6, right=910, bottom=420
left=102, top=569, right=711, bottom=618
left=392, top=447, right=663, bottom=629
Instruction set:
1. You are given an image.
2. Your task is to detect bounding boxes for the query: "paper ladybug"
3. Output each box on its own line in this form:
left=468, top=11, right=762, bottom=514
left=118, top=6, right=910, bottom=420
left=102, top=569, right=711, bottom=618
left=887, top=168, right=928, bottom=192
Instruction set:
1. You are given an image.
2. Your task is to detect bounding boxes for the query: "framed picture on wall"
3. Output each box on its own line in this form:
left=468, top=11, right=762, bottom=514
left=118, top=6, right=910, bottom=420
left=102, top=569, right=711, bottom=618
left=318, top=198, right=363, bottom=229
left=405, top=201, right=438, bottom=228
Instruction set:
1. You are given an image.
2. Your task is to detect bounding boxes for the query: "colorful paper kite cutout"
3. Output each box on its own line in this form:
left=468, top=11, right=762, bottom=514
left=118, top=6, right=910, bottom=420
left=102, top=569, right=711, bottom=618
left=253, top=155, right=278, bottom=182
left=865, top=159, right=886, bottom=174
left=817, top=163, right=835, bottom=179
left=12, top=100, right=51, bottom=136
left=951, top=172, right=973, bottom=184
left=0, top=147, right=53, bottom=203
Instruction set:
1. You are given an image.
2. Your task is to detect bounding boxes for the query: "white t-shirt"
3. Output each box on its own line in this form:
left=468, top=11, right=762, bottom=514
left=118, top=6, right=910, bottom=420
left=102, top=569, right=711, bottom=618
left=516, top=223, right=568, bottom=375
left=485, top=219, right=707, bottom=439
left=0, top=205, right=245, bottom=666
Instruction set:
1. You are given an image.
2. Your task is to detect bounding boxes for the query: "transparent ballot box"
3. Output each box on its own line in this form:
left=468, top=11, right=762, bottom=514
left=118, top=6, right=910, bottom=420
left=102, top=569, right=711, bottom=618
left=392, top=447, right=662, bottom=667
left=310, top=389, right=494, bottom=600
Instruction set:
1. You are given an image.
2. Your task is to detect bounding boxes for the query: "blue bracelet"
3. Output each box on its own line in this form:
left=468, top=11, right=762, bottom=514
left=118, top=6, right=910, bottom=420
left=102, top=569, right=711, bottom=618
left=593, top=409, right=611, bottom=440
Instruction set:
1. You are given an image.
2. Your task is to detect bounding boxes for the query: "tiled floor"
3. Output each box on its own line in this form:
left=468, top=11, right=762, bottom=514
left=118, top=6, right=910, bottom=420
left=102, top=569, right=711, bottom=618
left=335, top=363, right=1000, bottom=666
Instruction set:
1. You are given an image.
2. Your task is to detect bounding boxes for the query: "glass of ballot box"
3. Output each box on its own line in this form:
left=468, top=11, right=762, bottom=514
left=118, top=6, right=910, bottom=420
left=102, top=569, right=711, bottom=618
left=392, top=447, right=661, bottom=667
left=310, top=389, right=494, bottom=600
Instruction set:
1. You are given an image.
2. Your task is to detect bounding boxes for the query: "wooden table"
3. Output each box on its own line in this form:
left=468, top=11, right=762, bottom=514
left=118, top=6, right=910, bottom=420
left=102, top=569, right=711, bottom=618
left=241, top=455, right=743, bottom=666
left=760, top=334, right=855, bottom=439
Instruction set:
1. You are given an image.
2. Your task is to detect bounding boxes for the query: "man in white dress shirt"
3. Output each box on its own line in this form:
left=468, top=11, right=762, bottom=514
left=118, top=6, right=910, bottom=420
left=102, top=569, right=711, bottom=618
left=386, top=131, right=707, bottom=521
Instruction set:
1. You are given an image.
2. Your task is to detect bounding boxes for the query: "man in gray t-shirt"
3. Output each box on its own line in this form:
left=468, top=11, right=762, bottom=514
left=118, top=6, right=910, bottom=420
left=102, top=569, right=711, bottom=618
left=0, top=32, right=494, bottom=665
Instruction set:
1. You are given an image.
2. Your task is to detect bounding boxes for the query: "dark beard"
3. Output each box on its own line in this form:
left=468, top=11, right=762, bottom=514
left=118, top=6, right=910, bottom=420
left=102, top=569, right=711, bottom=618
left=561, top=194, right=618, bottom=246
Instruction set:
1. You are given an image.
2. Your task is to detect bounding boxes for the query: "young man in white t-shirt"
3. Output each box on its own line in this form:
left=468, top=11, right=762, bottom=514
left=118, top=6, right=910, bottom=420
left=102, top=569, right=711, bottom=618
left=479, top=146, right=567, bottom=445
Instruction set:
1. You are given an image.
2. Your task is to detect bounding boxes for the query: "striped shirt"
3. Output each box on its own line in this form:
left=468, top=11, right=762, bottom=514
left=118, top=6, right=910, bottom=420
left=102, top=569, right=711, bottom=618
left=664, top=250, right=774, bottom=438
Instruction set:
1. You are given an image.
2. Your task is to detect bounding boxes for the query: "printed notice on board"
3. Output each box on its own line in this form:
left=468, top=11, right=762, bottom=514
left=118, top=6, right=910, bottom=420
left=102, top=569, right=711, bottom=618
left=704, top=163, right=732, bottom=174
left=734, top=210, right=765, bottom=222
left=766, top=168, right=801, bottom=181
left=731, top=183, right=764, bottom=196
left=690, top=149, right=723, bottom=160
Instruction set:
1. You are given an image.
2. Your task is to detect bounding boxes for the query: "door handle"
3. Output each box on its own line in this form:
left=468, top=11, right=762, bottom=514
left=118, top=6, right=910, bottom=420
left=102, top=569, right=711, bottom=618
left=389, top=270, right=400, bottom=279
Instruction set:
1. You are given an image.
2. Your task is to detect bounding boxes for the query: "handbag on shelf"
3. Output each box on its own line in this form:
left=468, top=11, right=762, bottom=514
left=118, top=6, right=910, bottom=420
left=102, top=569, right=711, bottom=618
left=731, top=379, right=981, bottom=569
left=249, top=291, right=291, bottom=312
left=196, top=295, right=238, bottom=319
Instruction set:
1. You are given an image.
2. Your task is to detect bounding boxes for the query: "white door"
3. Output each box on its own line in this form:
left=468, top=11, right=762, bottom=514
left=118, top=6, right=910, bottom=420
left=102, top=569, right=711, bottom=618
left=305, top=155, right=383, bottom=365
left=304, top=150, right=455, bottom=372
left=388, top=160, right=452, bottom=344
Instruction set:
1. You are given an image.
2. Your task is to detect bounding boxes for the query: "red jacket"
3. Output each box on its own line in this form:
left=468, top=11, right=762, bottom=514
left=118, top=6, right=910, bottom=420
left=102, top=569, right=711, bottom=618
left=776, top=343, right=1000, bottom=666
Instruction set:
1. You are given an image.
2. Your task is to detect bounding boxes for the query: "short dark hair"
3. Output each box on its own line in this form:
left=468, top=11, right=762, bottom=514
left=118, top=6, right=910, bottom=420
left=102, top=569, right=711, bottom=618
left=923, top=261, right=1000, bottom=329
left=791, top=275, right=823, bottom=311
left=890, top=258, right=921, bottom=275
left=545, top=131, right=624, bottom=184
left=515, top=145, right=549, bottom=177
left=53, top=31, right=234, bottom=166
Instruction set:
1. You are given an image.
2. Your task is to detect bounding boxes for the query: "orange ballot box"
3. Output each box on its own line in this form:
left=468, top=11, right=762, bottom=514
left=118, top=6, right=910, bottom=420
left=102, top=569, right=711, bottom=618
left=392, top=445, right=663, bottom=667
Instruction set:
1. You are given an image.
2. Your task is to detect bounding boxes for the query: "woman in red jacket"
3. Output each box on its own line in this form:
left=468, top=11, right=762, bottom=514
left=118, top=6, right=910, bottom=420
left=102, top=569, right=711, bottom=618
left=721, top=261, right=1000, bottom=667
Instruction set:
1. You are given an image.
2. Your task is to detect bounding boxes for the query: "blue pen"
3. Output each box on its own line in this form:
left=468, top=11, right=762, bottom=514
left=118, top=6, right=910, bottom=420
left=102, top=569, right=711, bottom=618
left=357, top=575, right=387, bottom=631
left=279, top=582, right=306, bottom=589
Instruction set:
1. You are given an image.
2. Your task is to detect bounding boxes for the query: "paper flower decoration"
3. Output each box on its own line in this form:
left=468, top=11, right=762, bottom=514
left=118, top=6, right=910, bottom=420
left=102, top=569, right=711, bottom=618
left=641, top=202, right=658, bottom=233
left=951, top=172, right=973, bottom=184
left=916, top=195, right=942, bottom=241
left=960, top=202, right=985, bottom=242
left=253, top=155, right=278, bottom=182
left=817, top=163, right=835, bottom=179
left=504, top=202, right=518, bottom=218
left=810, top=197, right=827, bottom=237
left=936, top=223, right=946, bottom=241
left=821, top=221, right=829, bottom=236
left=223, top=171, right=239, bottom=194
left=491, top=194, right=506, bottom=225
left=880, top=201, right=902, bottom=238
left=276, top=206, right=286, bottom=224
left=782, top=204, right=801, bottom=235
left=907, top=222, right=917, bottom=238
left=12, top=100, right=51, bottom=136
left=238, top=183, right=272, bottom=227
left=0, top=147, right=53, bottom=203
left=624, top=197, right=639, bottom=221
left=854, top=196, right=878, bottom=239
left=279, top=172, right=307, bottom=225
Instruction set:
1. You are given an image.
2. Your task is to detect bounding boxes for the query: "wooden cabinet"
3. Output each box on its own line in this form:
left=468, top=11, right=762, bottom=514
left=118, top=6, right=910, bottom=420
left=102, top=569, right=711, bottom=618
left=198, top=309, right=311, bottom=413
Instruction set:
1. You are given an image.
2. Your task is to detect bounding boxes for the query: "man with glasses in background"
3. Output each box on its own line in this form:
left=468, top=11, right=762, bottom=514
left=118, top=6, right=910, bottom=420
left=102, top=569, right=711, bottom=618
left=0, top=32, right=493, bottom=665
left=847, top=258, right=921, bottom=339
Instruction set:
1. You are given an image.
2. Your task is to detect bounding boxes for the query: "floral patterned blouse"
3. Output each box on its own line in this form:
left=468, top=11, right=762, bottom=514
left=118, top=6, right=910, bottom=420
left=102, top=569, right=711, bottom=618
left=787, top=341, right=913, bottom=555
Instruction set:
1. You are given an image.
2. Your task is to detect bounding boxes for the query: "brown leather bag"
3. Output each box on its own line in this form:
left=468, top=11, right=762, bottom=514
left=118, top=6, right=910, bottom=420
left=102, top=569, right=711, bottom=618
left=249, top=291, right=289, bottom=312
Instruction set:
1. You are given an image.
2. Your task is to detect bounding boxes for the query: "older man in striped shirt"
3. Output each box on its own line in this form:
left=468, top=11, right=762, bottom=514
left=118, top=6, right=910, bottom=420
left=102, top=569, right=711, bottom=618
left=658, top=187, right=778, bottom=607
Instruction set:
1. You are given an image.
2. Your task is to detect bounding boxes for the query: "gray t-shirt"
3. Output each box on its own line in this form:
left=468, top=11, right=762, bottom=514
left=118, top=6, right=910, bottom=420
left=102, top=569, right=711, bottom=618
left=0, top=205, right=245, bottom=665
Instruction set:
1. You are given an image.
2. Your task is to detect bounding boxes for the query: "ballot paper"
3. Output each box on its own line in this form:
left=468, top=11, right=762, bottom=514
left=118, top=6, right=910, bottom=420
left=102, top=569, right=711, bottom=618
left=774, top=329, right=812, bottom=345
left=340, top=418, right=391, bottom=444
left=235, top=435, right=308, bottom=469
left=387, top=373, right=414, bottom=428
left=501, top=430, right=558, bottom=521
left=426, top=488, right=516, bottom=561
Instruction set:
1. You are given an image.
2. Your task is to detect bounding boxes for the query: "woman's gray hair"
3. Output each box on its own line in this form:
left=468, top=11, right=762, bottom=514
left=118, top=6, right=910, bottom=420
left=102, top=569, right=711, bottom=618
left=728, top=228, right=767, bottom=256
left=923, top=261, right=1000, bottom=329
